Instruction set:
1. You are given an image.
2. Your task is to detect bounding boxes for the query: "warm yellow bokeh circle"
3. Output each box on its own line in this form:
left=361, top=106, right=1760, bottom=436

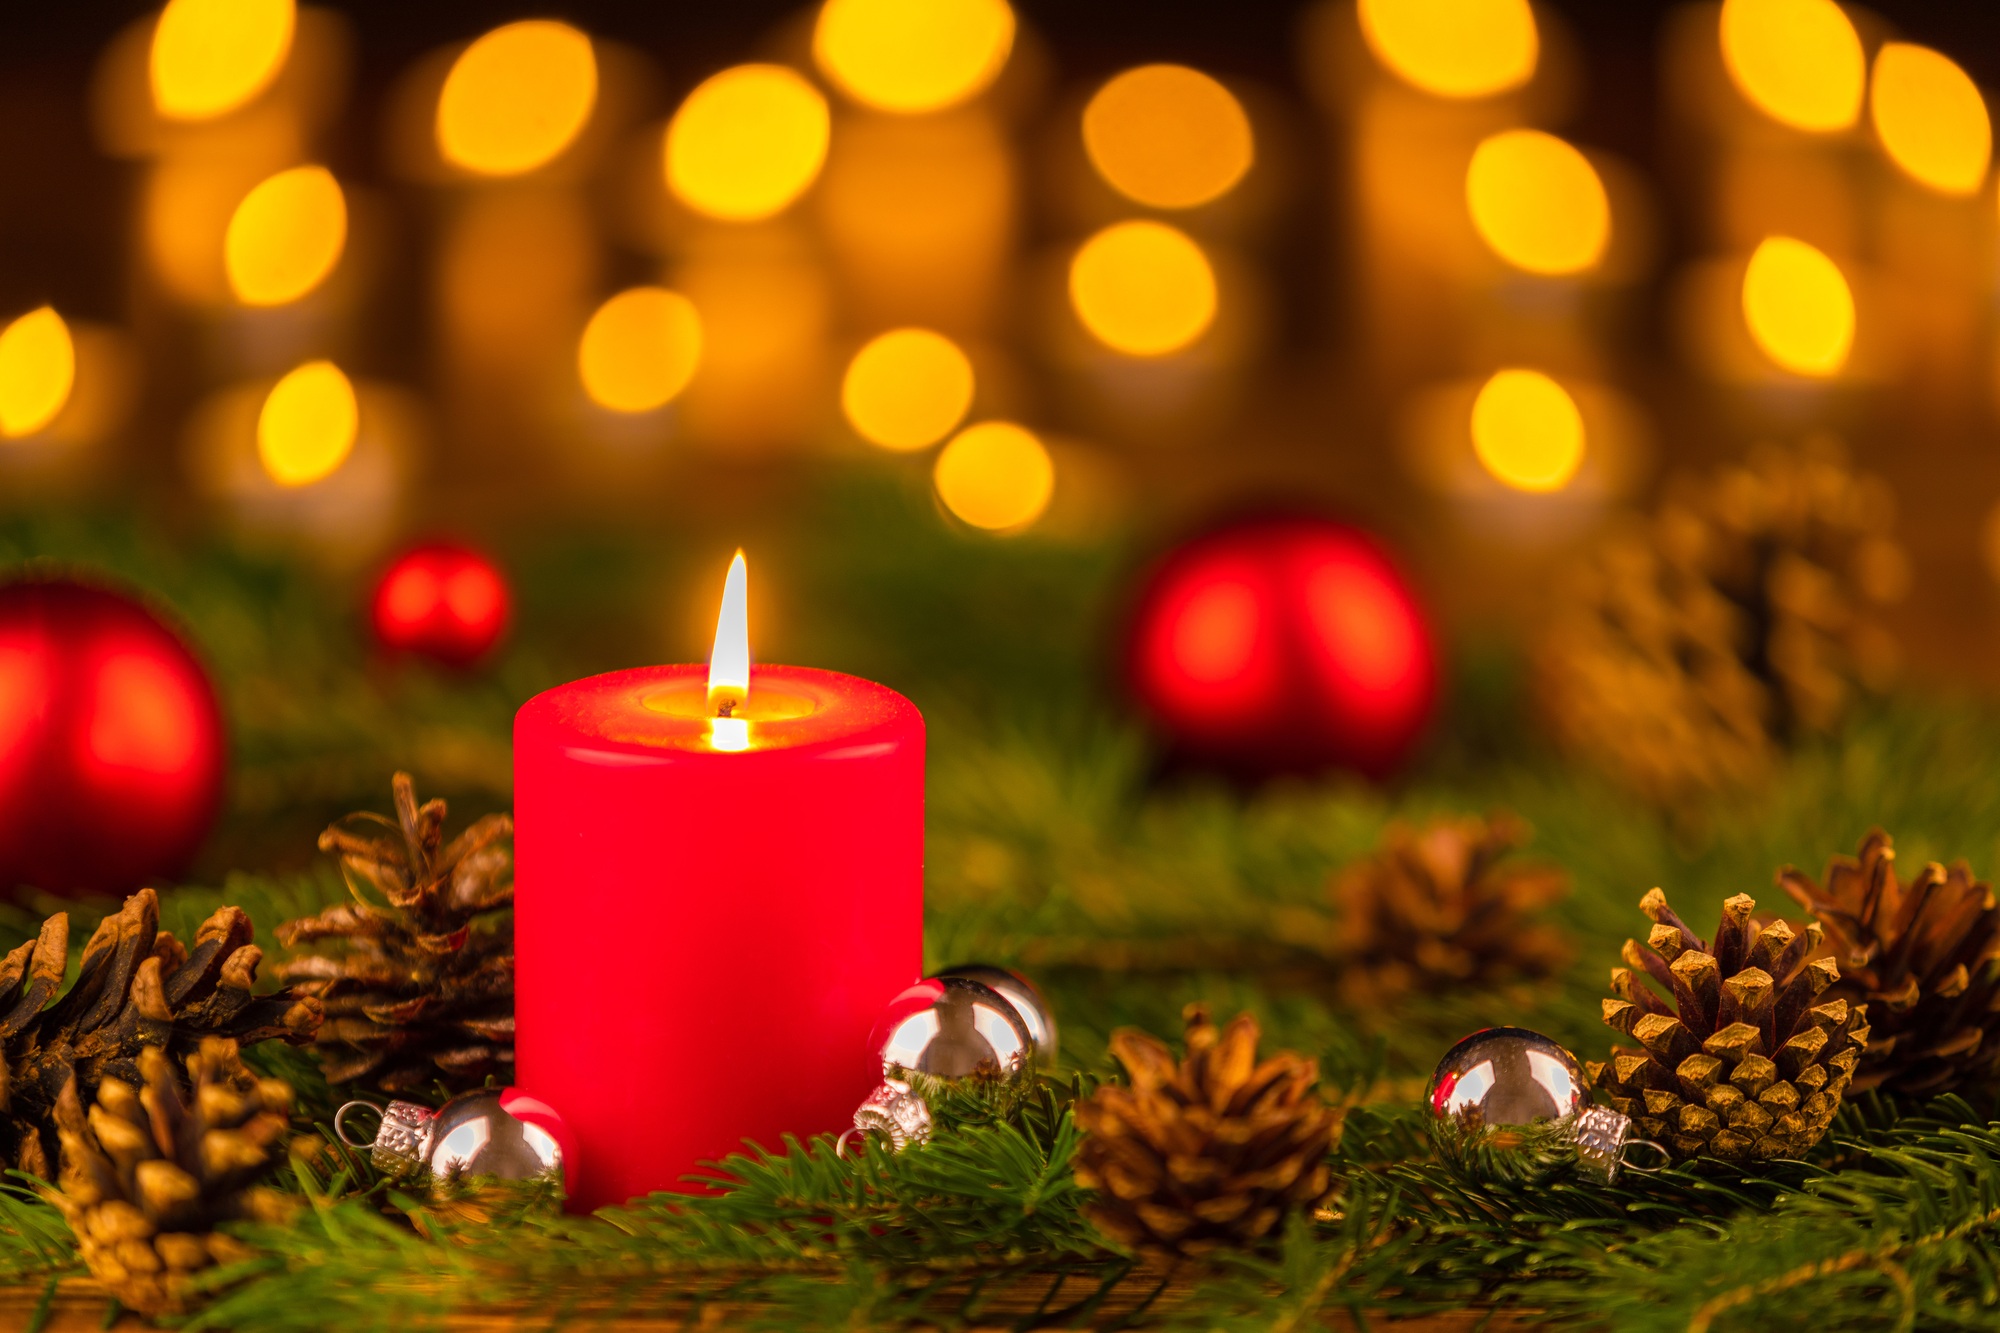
left=813, top=0, right=1015, bottom=114
left=258, top=360, right=358, bottom=486
left=0, top=308, right=76, bottom=439
left=578, top=288, right=704, bottom=414
left=150, top=0, right=296, bottom=122
left=1741, top=236, right=1854, bottom=378
left=1718, top=0, right=1864, bottom=133
left=1083, top=65, right=1254, bottom=210
left=842, top=329, right=976, bottom=452
left=436, top=21, right=599, bottom=177
left=1069, top=221, right=1218, bottom=357
left=1871, top=43, right=1992, bottom=197
left=934, top=421, right=1054, bottom=531
left=1470, top=369, right=1585, bottom=493
left=666, top=65, right=832, bottom=222
left=225, top=165, right=347, bottom=307
left=1356, top=0, right=1538, bottom=100
left=1465, top=130, right=1609, bottom=276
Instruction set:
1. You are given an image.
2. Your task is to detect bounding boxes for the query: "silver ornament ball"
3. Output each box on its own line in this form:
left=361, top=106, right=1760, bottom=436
left=336, top=1089, right=568, bottom=1194
left=1425, top=1026, right=1649, bottom=1184
left=849, top=975, right=1034, bottom=1150
left=934, top=963, right=1058, bottom=1066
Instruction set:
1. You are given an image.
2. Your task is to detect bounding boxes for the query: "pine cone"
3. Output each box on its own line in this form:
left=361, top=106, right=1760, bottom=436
left=1539, top=439, right=1906, bottom=802
left=1073, top=1004, right=1340, bottom=1256
left=48, top=1038, right=296, bottom=1317
left=1589, top=888, right=1869, bottom=1162
left=1333, top=813, right=1569, bottom=1004
left=0, top=889, right=318, bottom=1177
left=1779, top=830, right=2000, bottom=1098
left=277, top=773, right=513, bottom=1093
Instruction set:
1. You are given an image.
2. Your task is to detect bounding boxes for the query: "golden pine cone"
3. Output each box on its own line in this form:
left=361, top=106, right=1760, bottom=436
left=1589, top=888, right=1869, bottom=1162
left=1073, top=1004, right=1341, bottom=1256
left=0, top=889, right=318, bottom=1178
left=1333, top=813, right=1569, bottom=1004
left=1539, top=438, right=1906, bottom=802
left=48, top=1038, right=296, bottom=1317
left=1780, top=830, right=2000, bottom=1098
left=278, top=773, right=513, bottom=1093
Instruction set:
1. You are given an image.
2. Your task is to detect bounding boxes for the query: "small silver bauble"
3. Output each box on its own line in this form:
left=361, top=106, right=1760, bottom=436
left=335, top=1089, right=568, bottom=1193
left=846, top=976, right=1034, bottom=1152
left=934, top=963, right=1058, bottom=1066
left=1425, top=1027, right=1662, bottom=1184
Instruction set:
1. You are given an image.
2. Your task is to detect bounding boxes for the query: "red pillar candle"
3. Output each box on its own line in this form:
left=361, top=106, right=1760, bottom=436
left=513, top=555, right=924, bottom=1211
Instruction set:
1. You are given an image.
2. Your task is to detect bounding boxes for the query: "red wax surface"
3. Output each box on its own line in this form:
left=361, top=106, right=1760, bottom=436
left=514, top=663, right=924, bottom=1211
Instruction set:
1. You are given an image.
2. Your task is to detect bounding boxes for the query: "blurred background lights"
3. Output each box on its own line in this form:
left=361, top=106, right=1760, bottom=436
left=933, top=421, right=1054, bottom=531
left=436, top=21, right=598, bottom=177
left=813, top=0, right=1015, bottom=114
left=224, top=165, right=346, bottom=307
left=1741, top=236, right=1854, bottom=378
left=1469, top=369, right=1585, bottom=492
left=0, top=308, right=76, bottom=439
left=1069, top=221, right=1218, bottom=357
left=842, top=329, right=975, bottom=452
left=577, top=287, right=704, bottom=414
left=1083, top=65, right=1254, bottom=210
left=1465, top=130, right=1610, bottom=276
left=1870, top=43, right=1991, bottom=197
left=1718, top=0, right=1864, bottom=132
left=257, top=360, right=357, bottom=486
left=149, top=0, right=296, bottom=121
left=666, top=65, right=831, bottom=222
left=1356, top=0, right=1538, bottom=100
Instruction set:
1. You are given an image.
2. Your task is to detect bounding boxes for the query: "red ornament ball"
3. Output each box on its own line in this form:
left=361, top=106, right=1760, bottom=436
left=370, top=543, right=512, bottom=668
left=1124, top=515, right=1439, bottom=779
left=0, top=578, right=226, bottom=896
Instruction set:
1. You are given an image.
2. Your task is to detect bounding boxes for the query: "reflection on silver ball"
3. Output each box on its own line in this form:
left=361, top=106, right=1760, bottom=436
left=1425, top=1027, right=1633, bottom=1183
left=934, top=964, right=1059, bottom=1066
left=336, top=1089, right=566, bottom=1193
left=853, top=976, right=1034, bottom=1149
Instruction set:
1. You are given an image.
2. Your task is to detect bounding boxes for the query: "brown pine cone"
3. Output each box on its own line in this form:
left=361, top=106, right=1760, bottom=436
left=1333, top=813, right=1569, bottom=1004
left=1073, top=1004, right=1341, bottom=1256
left=0, top=889, right=318, bottom=1177
left=48, top=1038, right=296, bottom=1317
left=1779, top=830, right=2000, bottom=1098
left=1539, top=438, right=1906, bottom=802
left=278, top=773, right=513, bottom=1093
left=1590, top=887, right=1869, bottom=1161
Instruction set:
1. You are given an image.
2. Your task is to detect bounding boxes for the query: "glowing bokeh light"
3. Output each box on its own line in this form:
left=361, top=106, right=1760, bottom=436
left=666, top=65, right=831, bottom=222
left=1356, top=0, right=1538, bottom=100
left=813, top=0, right=1015, bottom=114
left=1718, top=0, right=1864, bottom=132
left=1741, top=236, right=1854, bottom=378
left=1871, top=43, right=1991, bottom=197
left=223, top=165, right=347, bottom=307
left=150, top=0, right=296, bottom=121
left=1082, top=65, right=1254, bottom=209
left=257, top=360, right=358, bottom=486
left=0, top=308, right=77, bottom=439
left=577, top=287, right=704, bottom=413
left=1469, top=369, right=1585, bottom=493
left=1069, top=221, right=1218, bottom=357
left=1464, top=130, right=1609, bottom=276
left=933, top=421, right=1054, bottom=531
left=841, top=329, right=975, bottom=452
left=436, top=21, right=599, bottom=177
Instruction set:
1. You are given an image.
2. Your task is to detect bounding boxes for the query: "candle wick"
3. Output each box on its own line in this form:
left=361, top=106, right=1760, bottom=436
left=716, top=699, right=736, bottom=719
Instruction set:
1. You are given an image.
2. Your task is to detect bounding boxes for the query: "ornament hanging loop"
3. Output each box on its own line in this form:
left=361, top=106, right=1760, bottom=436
left=333, top=1100, right=382, bottom=1150
left=1617, top=1137, right=1673, bottom=1174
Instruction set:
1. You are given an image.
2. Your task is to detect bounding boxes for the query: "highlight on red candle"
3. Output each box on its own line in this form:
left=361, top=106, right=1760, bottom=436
left=707, top=549, right=751, bottom=751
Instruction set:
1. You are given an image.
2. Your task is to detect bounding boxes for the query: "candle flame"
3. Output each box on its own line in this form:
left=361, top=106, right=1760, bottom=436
left=707, top=549, right=749, bottom=716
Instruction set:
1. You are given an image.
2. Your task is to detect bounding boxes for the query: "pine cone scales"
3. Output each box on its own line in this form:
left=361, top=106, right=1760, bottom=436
left=278, top=773, right=513, bottom=1092
left=1074, top=1005, right=1340, bottom=1256
left=1780, top=831, right=2000, bottom=1098
left=49, top=1039, right=295, bottom=1316
left=0, top=889, right=318, bottom=1176
left=1334, top=814, right=1568, bottom=1003
left=1590, top=888, right=1869, bottom=1162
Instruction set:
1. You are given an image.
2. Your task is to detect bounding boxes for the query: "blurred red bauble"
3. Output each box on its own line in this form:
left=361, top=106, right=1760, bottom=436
left=0, top=578, right=226, bottom=896
left=370, top=543, right=512, bottom=668
left=1124, top=515, right=1439, bottom=779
